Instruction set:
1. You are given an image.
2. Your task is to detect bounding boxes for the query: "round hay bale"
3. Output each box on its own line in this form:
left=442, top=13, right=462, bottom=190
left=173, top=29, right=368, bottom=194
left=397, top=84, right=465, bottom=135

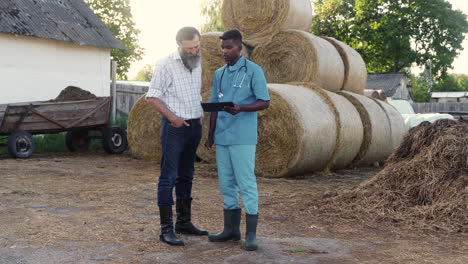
left=257, top=83, right=337, bottom=177
left=127, top=96, right=162, bottom=161
left=373, top=99, right=405, bottom=151
left=288, top=82, right=364, bottom=170
left=200, top=32, right=250, bottom=101
left=221, top=0, right=313, bottom=47
left=321, top=37, right=367, bottom=94
left=250, top=30, right=345, bottom=92
left=338, top=91, right=392, bottom=166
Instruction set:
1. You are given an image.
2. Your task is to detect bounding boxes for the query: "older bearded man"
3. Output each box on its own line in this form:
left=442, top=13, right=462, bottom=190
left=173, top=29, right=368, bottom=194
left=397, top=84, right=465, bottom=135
left=146, top=27, right=208, bottom=246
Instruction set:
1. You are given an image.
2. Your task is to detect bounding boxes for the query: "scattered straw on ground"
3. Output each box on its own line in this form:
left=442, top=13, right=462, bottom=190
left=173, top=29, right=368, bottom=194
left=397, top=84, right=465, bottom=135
left=318, top=119, right=468, bottom=233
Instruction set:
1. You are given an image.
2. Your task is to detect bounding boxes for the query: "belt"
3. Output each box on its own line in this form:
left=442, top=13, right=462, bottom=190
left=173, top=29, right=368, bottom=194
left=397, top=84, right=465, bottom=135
left=184, top=118, right=200, bottom=123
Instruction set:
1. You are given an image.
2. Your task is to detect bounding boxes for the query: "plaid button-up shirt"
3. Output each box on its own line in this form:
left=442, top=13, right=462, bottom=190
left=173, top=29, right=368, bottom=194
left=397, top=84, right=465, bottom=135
left=146, top=51, right=203, bottom=120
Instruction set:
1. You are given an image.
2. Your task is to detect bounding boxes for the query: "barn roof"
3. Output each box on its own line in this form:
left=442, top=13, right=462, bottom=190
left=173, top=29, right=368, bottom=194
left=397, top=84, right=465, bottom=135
left=366, top=72, right=408, bottom=97
left=0, top=0, right=124, bottom=49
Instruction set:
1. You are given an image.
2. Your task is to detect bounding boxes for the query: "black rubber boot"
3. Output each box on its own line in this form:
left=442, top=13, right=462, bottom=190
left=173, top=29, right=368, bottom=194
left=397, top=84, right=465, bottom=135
left=242, top=214, right=258, bottom=251
left=159, top=206, right=184, bottom=246
left=208, top=209, right=241, bottom=242
left=175, top=199, right=208, bottom=235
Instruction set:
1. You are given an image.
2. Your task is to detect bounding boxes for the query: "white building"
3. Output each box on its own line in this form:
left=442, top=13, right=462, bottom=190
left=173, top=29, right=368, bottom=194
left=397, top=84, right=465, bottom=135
left=0, top=0, right=124, bottom=104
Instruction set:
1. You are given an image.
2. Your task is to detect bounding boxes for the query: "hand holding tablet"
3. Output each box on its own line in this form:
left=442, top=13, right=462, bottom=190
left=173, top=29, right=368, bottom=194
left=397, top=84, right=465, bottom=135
left=201, top=102, right=235, bottom=112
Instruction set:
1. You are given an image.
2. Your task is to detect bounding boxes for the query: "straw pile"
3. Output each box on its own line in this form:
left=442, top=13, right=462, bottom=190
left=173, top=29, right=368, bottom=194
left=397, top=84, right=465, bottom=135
left=319, top=119, right=468, bottom=232
left=321, top=37, right=367, bottom=94
left=338, top=91, right=392, bottom=166
left=200, top=32, right=250, bottom=101
left=51, top=86, right=97, bottom=102
left=251, top=30, right=345, bottom=92
left=221, top=0, right=313, bottom=47
left=127, top=96, right=162, bottom=161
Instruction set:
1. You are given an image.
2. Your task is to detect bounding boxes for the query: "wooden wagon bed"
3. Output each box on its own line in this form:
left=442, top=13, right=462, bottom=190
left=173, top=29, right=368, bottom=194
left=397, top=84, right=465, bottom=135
left=0, top=97, right=111, bottom=136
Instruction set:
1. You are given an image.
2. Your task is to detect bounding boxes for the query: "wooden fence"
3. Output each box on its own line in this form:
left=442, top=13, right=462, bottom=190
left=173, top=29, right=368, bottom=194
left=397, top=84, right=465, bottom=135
left=114, top=81, right=149, bottom=120
left=412, top=102, right=468, bottom=119
left=411, top=102, right=468, bottom=113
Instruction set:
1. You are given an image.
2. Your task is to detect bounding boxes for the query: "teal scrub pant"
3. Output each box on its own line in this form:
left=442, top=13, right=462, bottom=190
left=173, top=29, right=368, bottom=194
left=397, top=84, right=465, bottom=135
left=215, top=144, right=258, bottom=215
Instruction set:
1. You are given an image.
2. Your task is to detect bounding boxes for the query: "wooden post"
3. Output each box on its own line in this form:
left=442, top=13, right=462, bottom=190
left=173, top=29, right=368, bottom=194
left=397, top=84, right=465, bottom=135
left=111, top=61, right=117, bottom=124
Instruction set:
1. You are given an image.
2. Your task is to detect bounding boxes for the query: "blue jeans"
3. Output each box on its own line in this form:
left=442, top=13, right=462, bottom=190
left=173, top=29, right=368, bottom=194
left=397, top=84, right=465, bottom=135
left=157, top=118, right=202, bottom=206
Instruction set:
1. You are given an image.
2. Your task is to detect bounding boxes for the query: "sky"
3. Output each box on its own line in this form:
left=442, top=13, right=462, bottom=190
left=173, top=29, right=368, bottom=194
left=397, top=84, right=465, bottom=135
left=127, top=0, right=468, bottom=79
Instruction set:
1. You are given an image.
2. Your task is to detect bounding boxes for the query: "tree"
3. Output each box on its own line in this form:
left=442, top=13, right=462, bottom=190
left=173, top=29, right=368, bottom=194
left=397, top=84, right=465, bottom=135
left=133, top=64, right=154, bottom=82
left=311, top=0, right=468, bottom=77
left=85, top=0, right=144, bottom=80
left=200, top=0, right=224, bottom=33
left=410, top=71, right=468, bottom=102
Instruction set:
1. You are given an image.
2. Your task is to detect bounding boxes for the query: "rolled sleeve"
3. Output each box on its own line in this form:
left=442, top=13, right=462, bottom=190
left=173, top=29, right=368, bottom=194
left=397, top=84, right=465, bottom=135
left=146, top=63, right=170, bottom=99
left=252, top=67, right=270, bottom=101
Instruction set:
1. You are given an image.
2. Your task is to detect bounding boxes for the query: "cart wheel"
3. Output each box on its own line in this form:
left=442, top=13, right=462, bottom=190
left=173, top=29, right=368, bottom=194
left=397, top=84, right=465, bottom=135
left=7, top=130, right=35, bottom=159
left=65, top=130, right=90, bottom=152
left=102, top=127, right=128, bottom=154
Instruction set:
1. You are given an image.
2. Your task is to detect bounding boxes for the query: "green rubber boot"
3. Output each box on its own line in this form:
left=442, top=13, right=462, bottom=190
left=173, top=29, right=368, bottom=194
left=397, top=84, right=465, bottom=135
left=208, top=209, right=241, bottom=242
left=243, top=214, right=258, bottom=251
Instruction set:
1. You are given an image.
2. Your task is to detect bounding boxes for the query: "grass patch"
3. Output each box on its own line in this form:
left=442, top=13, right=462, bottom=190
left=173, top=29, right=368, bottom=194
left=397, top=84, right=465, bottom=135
left=291, top=248, right=306, bottom=253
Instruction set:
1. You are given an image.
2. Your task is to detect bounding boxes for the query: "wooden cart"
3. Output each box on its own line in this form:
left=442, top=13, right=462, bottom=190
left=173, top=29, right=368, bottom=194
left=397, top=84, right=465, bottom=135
left=0, top=97, right=127, bottom=158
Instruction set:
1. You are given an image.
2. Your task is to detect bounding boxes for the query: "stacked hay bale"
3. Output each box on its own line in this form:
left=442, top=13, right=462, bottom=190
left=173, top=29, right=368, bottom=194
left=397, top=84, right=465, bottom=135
left=197, top=83, right=365, bottom=176
left=337, top=91, right=392, bottom=166
left=221, top=0, right=313, bottom=47
left=127, top=0, right=405, bottom=176
left=321, top=37, right=367, bottom=94
left=250, top=30, right=345, bottom=92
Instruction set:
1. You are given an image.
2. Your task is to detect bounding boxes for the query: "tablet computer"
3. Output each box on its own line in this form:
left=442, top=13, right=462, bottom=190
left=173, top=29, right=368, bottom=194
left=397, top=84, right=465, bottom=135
left=201, top=102, right=234, bottom=112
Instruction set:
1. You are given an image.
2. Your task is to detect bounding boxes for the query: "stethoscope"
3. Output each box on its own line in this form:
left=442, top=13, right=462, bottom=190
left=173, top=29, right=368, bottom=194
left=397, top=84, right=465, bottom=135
left=218, top=58, right=248, bottom=99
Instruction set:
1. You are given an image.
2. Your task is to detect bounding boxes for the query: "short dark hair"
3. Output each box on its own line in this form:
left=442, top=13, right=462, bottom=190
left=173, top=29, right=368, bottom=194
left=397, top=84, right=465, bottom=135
left=220, top=29, right=243, bottom=45
left=176, top=27, right=201, bottom=44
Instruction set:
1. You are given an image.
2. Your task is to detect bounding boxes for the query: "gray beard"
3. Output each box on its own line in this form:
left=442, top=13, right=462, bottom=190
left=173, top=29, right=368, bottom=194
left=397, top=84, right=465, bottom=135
left=180, top=50, right=201, bottom=70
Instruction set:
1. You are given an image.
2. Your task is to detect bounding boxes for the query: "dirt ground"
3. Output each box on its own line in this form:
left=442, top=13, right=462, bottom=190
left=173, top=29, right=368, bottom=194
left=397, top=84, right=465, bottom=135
left=0, top=152, right=466, bottom=264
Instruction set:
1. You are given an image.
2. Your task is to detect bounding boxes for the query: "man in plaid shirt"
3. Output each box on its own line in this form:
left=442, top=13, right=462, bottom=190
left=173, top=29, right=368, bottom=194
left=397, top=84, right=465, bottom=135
left=146, top=27, right=207, bottom=246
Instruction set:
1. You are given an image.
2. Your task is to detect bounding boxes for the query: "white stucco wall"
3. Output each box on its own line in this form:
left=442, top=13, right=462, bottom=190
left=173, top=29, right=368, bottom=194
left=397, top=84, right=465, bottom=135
left=0, top=33, right=111, bottom=104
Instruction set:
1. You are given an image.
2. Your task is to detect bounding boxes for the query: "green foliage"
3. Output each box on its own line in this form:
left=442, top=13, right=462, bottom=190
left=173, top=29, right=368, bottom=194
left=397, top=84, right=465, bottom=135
left=201, top=0, right=224, bottom=33
left=132, top=64, right=154, bottom=82
left=113, top=111, right=129, bottom=129
left=34, top=132, right=103, bottom=153
left=410, top=72, right=468, bottom=102
left=86, top=0, right=144, bottom=80
left=311, top=0, right=468, bottom=77
left=409, top=73, right=431, bottom=102
left=432, top=73, right=468, bottom=92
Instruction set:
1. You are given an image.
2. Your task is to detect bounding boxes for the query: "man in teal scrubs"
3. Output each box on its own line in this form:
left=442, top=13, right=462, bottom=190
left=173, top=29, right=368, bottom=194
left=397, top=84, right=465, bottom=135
left=205, top=29, right=270, bottom=251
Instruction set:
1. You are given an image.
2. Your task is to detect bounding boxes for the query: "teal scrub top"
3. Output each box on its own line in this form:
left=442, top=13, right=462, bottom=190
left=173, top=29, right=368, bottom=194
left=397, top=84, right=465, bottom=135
left=209, top=56, right=270, bottom=145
